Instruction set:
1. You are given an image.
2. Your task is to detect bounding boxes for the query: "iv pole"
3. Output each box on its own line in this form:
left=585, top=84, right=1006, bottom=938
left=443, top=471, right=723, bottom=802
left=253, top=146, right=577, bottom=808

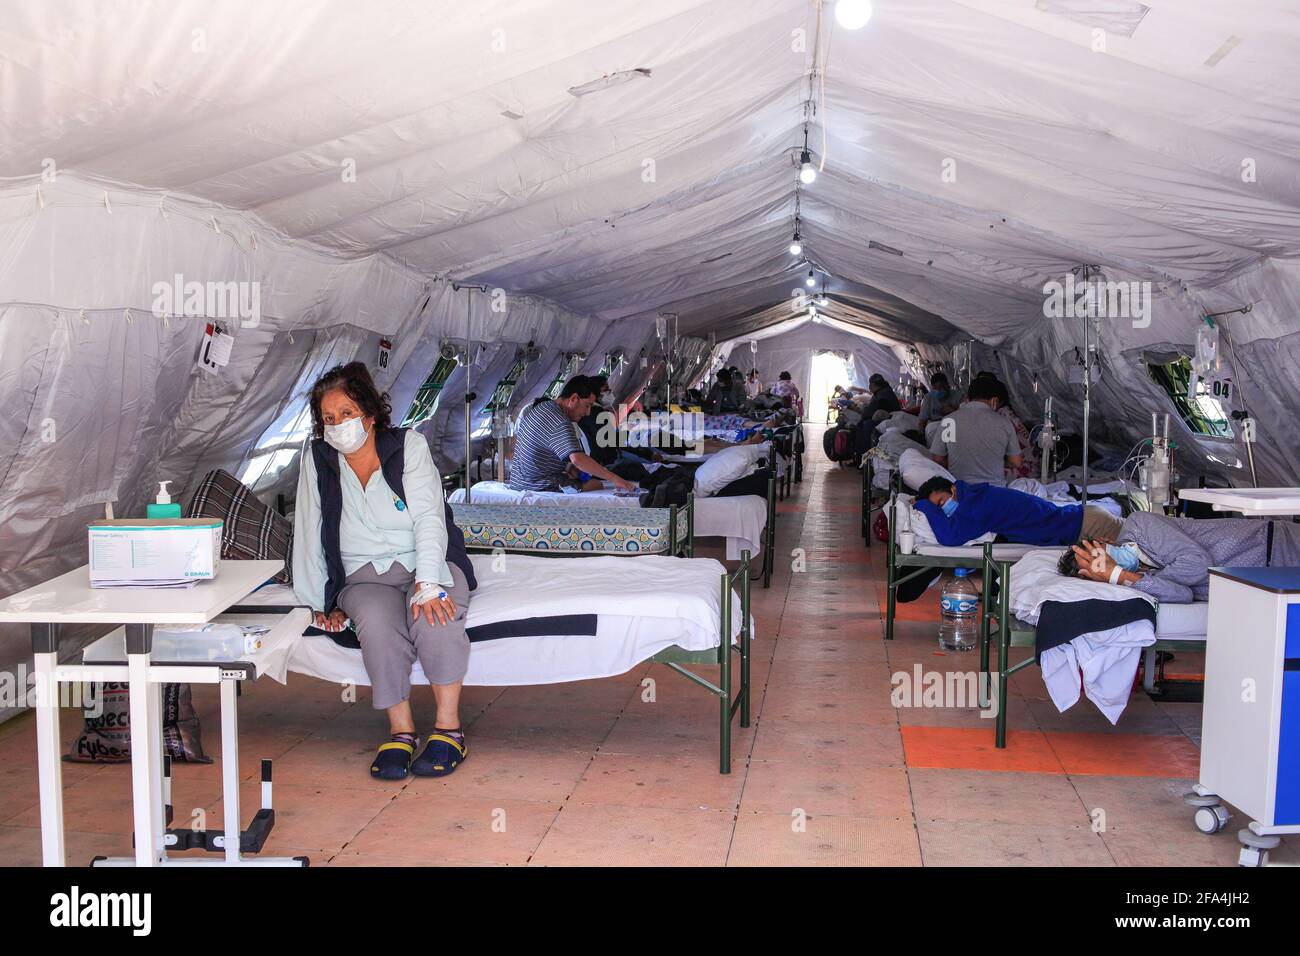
left=1079, top=264, right=1097, bottom=507
left=452, top=282, right=489, bottom=503
left=1207, top=304, right=1258, bottom=488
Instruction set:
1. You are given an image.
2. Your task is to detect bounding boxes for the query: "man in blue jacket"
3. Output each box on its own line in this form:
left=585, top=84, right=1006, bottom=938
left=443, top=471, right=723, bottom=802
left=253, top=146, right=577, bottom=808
left=913, top=476, right=1122, bottom=547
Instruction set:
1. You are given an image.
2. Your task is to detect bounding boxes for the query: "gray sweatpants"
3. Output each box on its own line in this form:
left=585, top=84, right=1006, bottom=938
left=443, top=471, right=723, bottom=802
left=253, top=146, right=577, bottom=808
left=336, top=561, right=471, bottom=711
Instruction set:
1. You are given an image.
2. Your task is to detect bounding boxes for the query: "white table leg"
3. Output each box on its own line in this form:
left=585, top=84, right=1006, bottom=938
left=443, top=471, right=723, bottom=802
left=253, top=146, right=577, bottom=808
left=32, top=650, right=65, bottom=867
left=147, top=678, right=165, bottom=854
left=127, top=651, right=161, bottom=866
left=220, top=678, right=241, bottom=864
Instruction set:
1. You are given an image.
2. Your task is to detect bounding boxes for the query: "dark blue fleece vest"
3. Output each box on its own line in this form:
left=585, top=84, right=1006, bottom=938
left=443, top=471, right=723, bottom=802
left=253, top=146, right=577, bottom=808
left=311, top=426, right=476, bottom=613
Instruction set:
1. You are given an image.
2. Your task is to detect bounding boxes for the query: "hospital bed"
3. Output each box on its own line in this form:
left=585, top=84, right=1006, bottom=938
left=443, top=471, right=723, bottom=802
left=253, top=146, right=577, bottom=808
left=448, top=482, right=768, bottom=561
left=450, top=498, right=694, bottom=557
left=232, top=552, right=754, bottom=773
left=978, top=545, right=1207, bottom=748
left=452, top=472, right=778, bottom=588
left=881, top=484, right=1038, bottom=641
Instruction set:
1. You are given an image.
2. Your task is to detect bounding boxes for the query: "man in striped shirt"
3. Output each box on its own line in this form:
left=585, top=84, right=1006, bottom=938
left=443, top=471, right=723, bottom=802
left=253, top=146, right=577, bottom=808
left=507, top=376, right=637, bottom=493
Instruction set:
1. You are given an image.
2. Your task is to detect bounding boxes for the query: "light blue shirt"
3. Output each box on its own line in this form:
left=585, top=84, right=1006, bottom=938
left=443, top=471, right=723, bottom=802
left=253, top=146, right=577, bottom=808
left=292, top=430, right=452, bottom=611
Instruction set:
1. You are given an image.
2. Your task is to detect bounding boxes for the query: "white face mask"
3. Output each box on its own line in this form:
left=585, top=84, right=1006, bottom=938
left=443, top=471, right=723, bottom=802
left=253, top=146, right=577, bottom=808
left=324, top=416, right=370, bottom=454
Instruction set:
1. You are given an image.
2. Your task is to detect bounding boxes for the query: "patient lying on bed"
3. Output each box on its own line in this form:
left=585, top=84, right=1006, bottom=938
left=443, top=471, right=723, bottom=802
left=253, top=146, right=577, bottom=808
left=915, top=477, right=1123, bottom=547
left=1059, top=511, right=1300, bottom=603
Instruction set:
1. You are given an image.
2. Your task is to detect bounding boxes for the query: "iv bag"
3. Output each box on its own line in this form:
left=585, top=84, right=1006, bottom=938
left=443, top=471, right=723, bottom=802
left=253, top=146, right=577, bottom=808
left=1193, top=322, right=1220, bottom=375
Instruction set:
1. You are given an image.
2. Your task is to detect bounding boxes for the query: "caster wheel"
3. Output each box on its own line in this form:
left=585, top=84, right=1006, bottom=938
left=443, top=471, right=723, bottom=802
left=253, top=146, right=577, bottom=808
left=1194, top=805, right=1229, bottom=835
left=1236, top=828, right=1280, bottom=867
left=1238, top=846, right=1269, bottom=867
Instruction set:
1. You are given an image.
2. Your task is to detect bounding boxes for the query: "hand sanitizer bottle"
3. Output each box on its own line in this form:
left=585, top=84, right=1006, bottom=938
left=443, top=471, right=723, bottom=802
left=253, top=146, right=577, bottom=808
left=146, top=481, right=183, bottom=518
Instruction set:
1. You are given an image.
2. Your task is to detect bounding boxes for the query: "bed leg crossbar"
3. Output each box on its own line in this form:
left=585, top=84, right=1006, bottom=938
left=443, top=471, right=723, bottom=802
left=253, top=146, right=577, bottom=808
left=978, top=554, right=1038, bottom=748
left=763, top=472, right=776, bottom=588
left=666, top=493, right=696, bottom=558
left=660, top=549, right=752, bottom=773
left=862, top=455, right=871, bottom=545
left=882, top=484, right=931, bottom=641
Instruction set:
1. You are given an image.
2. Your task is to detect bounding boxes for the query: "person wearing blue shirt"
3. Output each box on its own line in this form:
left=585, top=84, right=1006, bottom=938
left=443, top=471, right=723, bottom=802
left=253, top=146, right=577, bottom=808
left=913, top=476, right=1122, bottom=547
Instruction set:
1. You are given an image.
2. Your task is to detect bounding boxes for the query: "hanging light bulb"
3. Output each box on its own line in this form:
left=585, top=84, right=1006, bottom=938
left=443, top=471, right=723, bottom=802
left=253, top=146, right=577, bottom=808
left=788, top=231, right=803, bottom=256
left=798, top=149, right=817, bottom=185
left=805, top=269, right=817, bottom=287
left=835, top=0, right=873, bottom=30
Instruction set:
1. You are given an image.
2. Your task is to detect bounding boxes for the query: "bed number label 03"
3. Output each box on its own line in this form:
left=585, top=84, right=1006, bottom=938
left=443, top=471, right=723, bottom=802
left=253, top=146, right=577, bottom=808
left=940, top=597, right=978, bottom=614
left=378, top=338, right=393, bottom=370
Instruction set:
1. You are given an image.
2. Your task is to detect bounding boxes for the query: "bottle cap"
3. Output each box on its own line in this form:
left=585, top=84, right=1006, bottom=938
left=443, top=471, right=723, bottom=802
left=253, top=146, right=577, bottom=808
left=954, top=568, right=970, bottom=577
left=156, top=480, right=172, bottom=504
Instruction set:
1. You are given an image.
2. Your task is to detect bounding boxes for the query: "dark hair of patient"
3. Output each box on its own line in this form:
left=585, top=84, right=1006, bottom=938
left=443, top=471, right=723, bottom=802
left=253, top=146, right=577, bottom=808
left=309, top=361, right=392, bottom=439
left=1057, top=549, right=1080, bottom=577
left=917, top=476, right=955, bottom=499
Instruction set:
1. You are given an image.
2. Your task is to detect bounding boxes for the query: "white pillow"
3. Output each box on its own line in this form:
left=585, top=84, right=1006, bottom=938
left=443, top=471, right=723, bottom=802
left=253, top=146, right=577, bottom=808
left=906, top=502, right=995, bottom=547
left=878, top=429, right=931, bottom=461
left=899, top=448, right=954, bottom=491
left=876, top=410, right=919, bottom=434
left=694, top=444, right=765, bottom=496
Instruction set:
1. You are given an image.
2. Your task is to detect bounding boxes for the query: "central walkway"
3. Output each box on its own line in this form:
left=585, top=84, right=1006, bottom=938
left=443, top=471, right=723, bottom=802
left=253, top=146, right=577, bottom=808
left=0, top=425, right=1294, bottom=865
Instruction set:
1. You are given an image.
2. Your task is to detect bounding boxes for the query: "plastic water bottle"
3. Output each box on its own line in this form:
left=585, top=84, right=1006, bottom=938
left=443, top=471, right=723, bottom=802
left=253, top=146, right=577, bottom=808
left=938, top=569, right=981, bottom=652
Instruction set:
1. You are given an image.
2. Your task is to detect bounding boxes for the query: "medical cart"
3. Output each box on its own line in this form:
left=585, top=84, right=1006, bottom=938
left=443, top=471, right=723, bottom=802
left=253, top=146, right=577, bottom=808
left=1176, top=488, right=1300, bottom=866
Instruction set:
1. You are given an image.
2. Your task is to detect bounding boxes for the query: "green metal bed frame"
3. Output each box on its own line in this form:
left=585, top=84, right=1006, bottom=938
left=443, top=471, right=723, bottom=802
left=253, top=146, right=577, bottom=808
left=881, top=477, right=982, bottom=642
left=862, top=453, right=890, bottom=546
left=466, top=521, right=751, bottom=773
left=977, top=543, right=1206, bottom=749
left=649, top=549, right=753, bottom=773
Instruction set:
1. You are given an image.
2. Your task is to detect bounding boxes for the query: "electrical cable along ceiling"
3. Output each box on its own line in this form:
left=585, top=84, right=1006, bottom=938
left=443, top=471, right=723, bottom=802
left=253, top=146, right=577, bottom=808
left=2, top=0, right=1300, bottom=646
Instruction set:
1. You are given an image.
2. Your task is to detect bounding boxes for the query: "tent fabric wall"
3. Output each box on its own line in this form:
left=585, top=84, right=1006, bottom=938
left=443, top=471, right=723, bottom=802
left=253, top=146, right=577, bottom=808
left=0, top=175, right=638, bottom=685
left=2, top=0, right=1300, bottom=708
left=720, top=321, right=901, bottom=406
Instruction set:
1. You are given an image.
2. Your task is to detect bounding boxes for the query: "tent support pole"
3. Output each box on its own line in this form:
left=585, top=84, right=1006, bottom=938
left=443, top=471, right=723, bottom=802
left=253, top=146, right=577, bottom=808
left=1080, top=265, right=1093, bottom=506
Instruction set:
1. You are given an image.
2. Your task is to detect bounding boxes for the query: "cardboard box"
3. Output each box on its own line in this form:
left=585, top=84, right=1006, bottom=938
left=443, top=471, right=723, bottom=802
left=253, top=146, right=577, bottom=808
left=88, top=519, right=223, bottom=585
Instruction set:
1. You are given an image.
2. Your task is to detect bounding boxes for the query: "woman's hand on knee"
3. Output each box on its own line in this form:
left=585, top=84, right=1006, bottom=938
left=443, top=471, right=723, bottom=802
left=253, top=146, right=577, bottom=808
left=314, top=609, right=348, bottom=632
left=412, top=592, right=458, bottom=627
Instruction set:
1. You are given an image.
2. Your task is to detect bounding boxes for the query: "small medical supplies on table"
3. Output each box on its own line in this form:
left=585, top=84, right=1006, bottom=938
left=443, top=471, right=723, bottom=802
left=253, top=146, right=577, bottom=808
left=87, top=518, right=223, bottom=587
left=1176, top=486, right=1300, bottom=866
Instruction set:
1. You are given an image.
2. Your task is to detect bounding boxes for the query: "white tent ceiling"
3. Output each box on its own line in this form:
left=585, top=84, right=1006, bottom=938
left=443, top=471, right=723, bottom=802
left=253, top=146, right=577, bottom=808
left=2, top=0, right=1300, bottom=675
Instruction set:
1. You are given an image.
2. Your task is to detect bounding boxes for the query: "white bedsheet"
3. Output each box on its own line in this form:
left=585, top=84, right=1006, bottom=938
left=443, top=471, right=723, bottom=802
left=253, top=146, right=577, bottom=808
left=250, top=554, right=749, bottom=687
left=450, top=481, right=766, bottom=560
left=1007, top=549, right=1157, bottom=723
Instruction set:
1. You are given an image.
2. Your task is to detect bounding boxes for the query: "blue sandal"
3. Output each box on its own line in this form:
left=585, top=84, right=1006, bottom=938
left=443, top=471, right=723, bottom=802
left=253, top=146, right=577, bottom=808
left=411, top=730, right=468, bottom=777
left=370, top=738, right=416, bottom=780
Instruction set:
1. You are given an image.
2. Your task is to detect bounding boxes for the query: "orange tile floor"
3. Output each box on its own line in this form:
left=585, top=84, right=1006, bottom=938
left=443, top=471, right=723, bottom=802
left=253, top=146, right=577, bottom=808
left=2, top=425, right=1297, bottom=866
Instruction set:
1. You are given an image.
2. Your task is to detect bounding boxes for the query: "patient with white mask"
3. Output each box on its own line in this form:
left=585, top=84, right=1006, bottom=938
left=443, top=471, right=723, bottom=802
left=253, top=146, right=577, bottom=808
left=1059, top=510, right=1300, bottom=603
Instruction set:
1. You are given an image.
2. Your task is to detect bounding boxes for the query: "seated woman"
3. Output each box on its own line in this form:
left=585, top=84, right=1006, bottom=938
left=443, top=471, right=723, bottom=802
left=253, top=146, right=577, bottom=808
left=293, top=362, right=477, bottom=781
left=915, top=476, right=1122, bottom=546
left=1060, top=511, right=1300, bottom=603
left=770, top=371, right=803, bottom=417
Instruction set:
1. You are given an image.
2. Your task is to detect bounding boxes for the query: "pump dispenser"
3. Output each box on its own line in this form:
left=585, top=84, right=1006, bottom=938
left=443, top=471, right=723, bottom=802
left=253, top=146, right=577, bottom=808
left=147, top=480, right=183, bottom=519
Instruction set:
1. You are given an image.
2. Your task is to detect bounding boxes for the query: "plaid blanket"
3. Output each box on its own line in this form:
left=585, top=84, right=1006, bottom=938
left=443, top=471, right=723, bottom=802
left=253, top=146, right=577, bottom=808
left=186, top=469, right=293, bottom=583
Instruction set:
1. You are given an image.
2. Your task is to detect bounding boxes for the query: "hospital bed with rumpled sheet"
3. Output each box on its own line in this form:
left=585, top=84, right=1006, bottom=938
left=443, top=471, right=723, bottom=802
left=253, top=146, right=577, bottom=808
left=980, top=547, right=1207, bottom=748
left=231, top=552, right=753, bottom=772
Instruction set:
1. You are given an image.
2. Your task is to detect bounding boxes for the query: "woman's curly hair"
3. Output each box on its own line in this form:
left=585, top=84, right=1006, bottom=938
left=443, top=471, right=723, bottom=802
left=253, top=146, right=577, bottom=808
left=308, top=361, right=392, bottom=440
